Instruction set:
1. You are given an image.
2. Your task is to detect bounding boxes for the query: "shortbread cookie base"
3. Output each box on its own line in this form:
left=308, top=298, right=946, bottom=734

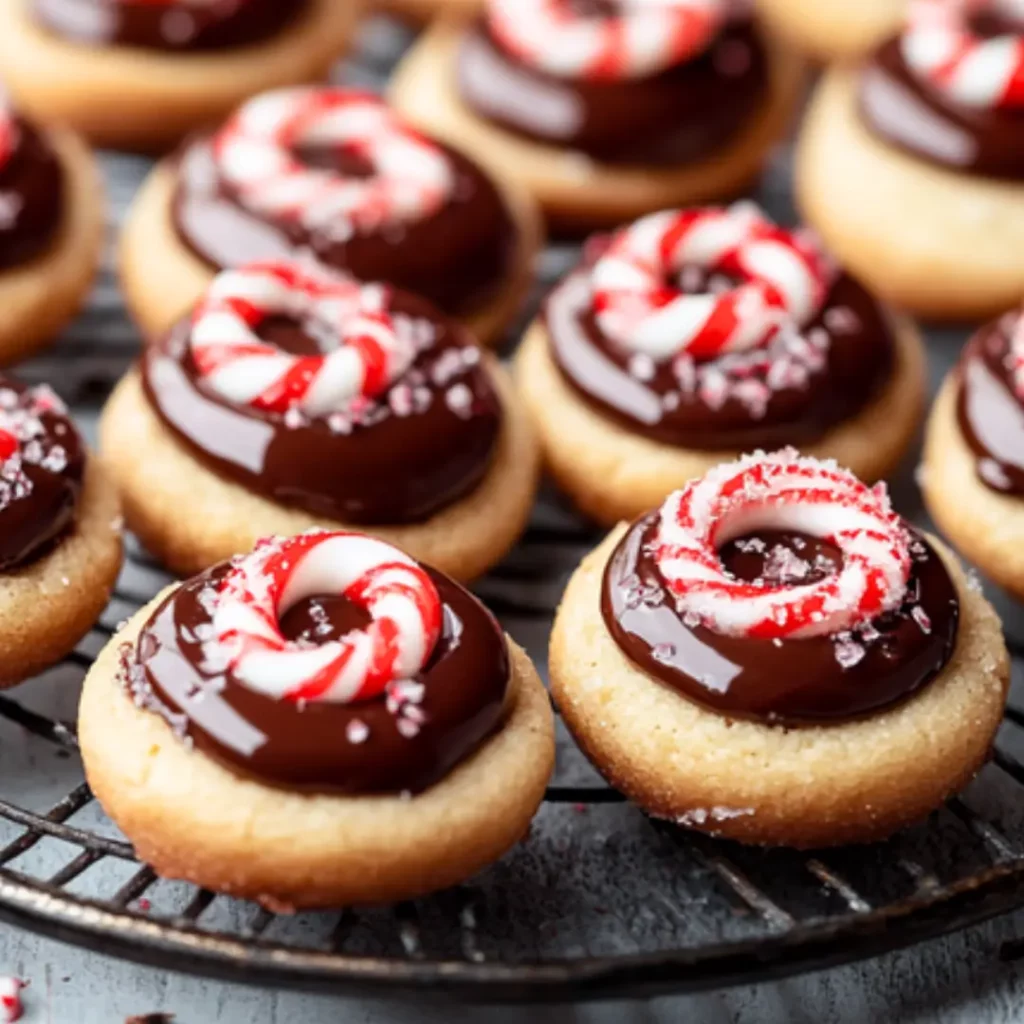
left=797, top=69, right=1024, bottom=320
left=514, top=313, right=926, bottom=526
left=378, top=0, right=481, bottom=22
left=756, top=0, right=903, bottom=63
left=99, top=361, right=540, bottom=581
left=0, top=459, right=122, bottom=687
left=119, top=156, right=544, bottom=346
left=922, top=375, right=1024, bottom=602
left=0, top=127, right=104, bottom=366
left=80, top=619, right=554, bottom=909
left=0, top=0, right=360, bottom=151
left=389, top=18, right=806, bottom=231
left=550, top=527, right=1008, bottom=848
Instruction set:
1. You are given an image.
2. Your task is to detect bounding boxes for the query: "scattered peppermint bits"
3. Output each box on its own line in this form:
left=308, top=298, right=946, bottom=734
left=911, top=606, right=933, bottom=635
left=346, top=719, right=370, bottom=745
left=834, top=638, right=867, bottom=670
left=445, top=383, right=474, bottom=418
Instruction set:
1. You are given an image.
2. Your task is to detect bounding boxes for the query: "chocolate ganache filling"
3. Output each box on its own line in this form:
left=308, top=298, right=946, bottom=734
left=141, top=290, right=502, bottom=524
left=956, top=313, right=1024, bottom=494
left=173, top=136, right=519, bottom=318
left=859, top=13, right=1024, bottom=180
left=31, top=0, right=306, bottom=52
left=457, top=10, right=768, bottom=165
left=0, top=377, right=85, bottom=571
left=546, top=259, right=895, bottom=450
left=123, top=560, right=510, bottom=794
left=602, top=516, right=959, bottom=725
left=0, top=117, right=64, bottom=270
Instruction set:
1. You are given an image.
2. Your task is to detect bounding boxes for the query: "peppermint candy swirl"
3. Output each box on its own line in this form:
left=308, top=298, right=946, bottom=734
left=189, top=261, right=416, bottom=417
left=214, top=88, right=455, bottom=238
left=487, top=0, right=724, bottom=81
left=0, top=96, right=16, bottom=172
left=213, top=531, right=443, bottom=704
left=591, top=204, right=832, bottom=362
left=1004, top=306, right=1024, bottom=398
left=653, top=451, right=912, bottom=639
left=902, top=0, right=1024, bottom=110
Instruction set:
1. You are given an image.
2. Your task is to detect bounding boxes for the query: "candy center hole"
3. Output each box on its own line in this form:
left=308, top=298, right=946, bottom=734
left=294, top=143, right=376, bottom=180
left=675, top=266, right=744, bottom=297
left=718, top=530, right=844, bottom=588
left=258, top=313, right=334, bottom=356
left=279, top=593, right=372, bottom=646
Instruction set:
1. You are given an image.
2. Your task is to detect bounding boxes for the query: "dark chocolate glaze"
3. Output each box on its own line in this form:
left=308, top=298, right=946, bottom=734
left=602, top=516, right=959, bottom=725
left=0, top=377, right=86, bottom=571
left=0, top=117, right=64, bottom=270
left=124, top=560, right=510, bottom=795
left=545, top=265, right=894, bottom=450
left=31, top=0, right=306, bottom=52
left=859, top=30, right=1024, bottom=180
left=457, top=15, right=768, bottom=165
left=172, top=135, right=519, bottom=318
left=141, top=290, right=502, bottom=524
left=956, top=315, right=1024, bottom=494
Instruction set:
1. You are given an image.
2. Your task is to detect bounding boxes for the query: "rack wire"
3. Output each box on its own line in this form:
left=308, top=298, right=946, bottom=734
left=0, top=12, right=1023, bottom=1006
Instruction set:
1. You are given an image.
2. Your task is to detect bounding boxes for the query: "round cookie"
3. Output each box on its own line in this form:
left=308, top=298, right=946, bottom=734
left=100, top=264, right=540, bottom=580
left=388, top=15, right=806, bottom=232
left=79, top=543, right=555, bottom=909
left=755, top=0, right=903, bottom=63
left=0, top=0, right=361, bottom=151
left=796, top=69, right=1024, bottom=321
left=550, top=465, right=1009, bottom=848
left=119, top=100, right=543, bottom=345
left=0, top=124, right=104, bottom=366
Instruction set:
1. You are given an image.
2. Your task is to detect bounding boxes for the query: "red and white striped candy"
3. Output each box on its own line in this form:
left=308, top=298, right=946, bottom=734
left=902, top=0, right=1024, bottom=110
left=214, top=88, right=455, bottom=237
left=0, top=93, right=16, bottom=172
left=487, top=0, right=724, bottom=81
left=189, top=262, right=416, bottom=417
left=654, top=451, right=912, bottom=639
left=591, top=204, right=832, bottom=362
left=213, top=531, right=443, bottom=704
left=0, top=978, right=22, bottom=1024
left=1003, top=306, right=1024, bottom=397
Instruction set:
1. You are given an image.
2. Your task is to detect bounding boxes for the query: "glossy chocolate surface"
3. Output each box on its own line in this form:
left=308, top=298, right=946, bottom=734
left=957, top=315, right=1024, bottom=494
left=457, top=15, right=768, bottom=165
left=602, top=516, right=959, bottom=725
left=172, top=136, right=519, bottom=318
left=0, top=117, right=64, bottom=270
left=860, top=27, right=1024, bottom=180
left=141, top=290, right=502, bottom=524
left=124, top=560, right=510, bottom=794
left=0, top=377, right=85, bottom=571
left=546, top=265, right=894, bottom=450
left=32, top=0, right=305, bottom=52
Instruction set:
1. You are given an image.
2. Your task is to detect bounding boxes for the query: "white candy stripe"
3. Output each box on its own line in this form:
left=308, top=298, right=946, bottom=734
left=189, top=261, right=416, bottom=417
left=213, top=531, right=442, bottom=704
left=591, top=204, right=831, bottom=362
left=902, top=0, right=1024, bottom=110
left=487, top=0, right=724, bottom=80
left=214, top=88, right=455, bottom=236
left=654, top=451, right=911, bottom=639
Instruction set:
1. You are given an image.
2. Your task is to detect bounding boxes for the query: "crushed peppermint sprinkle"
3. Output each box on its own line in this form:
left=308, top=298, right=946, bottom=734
left=445, top=383, right=474, bottom=417
left=346, top=719, right=369, bottom=744
left=911, top=606, right=932, bottom=635
left=0, top=977, right=22, bottom=1023
left=834, top=638, right=867, bottom=669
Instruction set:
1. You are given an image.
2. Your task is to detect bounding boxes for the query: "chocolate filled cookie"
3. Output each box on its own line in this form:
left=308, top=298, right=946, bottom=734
left=79, top=530, right=554, bottom=908
left=515, top=202, right=925, bottom=525
left=550, top=451, right=1009, bottom=847
left=0, top=375, right=122, bottom=687
left=0, top=0, right=361, bottom=151
left=120, top=88, right=543, bottom=344
left=797, top=0, right=1024, bottom=319
left=101, top=260, right=540, bottom=579
left=390, top=0, right=805, bottom=230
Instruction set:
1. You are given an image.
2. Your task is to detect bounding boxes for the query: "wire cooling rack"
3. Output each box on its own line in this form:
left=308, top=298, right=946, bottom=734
left=2, top=13, right=1024, bottom=1006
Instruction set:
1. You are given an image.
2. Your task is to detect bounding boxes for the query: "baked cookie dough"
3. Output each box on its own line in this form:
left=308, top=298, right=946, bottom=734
left=0, top=0, right=361, bottom=151
left=119, top=87, right=543, bottom=345
left=755, top=0, right=903, bottom=63
left=514, top=203, right=926, bottom=526
left=379, top=0, right=480, bottom=22
left=550, top=452, right=1009, bottom=848
left=797, top=8, right=1024, bottom=320
left=80, top=531, right=554, bottom=909
left=0, top=376, right=122, bottom=687
left=101, top=261, right=540, bottom=580
left=389, top=3, right=804, bottom=231
left=923, top=310, right=1024, bottom=601
left=0, top=108, right=104, bottom=366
